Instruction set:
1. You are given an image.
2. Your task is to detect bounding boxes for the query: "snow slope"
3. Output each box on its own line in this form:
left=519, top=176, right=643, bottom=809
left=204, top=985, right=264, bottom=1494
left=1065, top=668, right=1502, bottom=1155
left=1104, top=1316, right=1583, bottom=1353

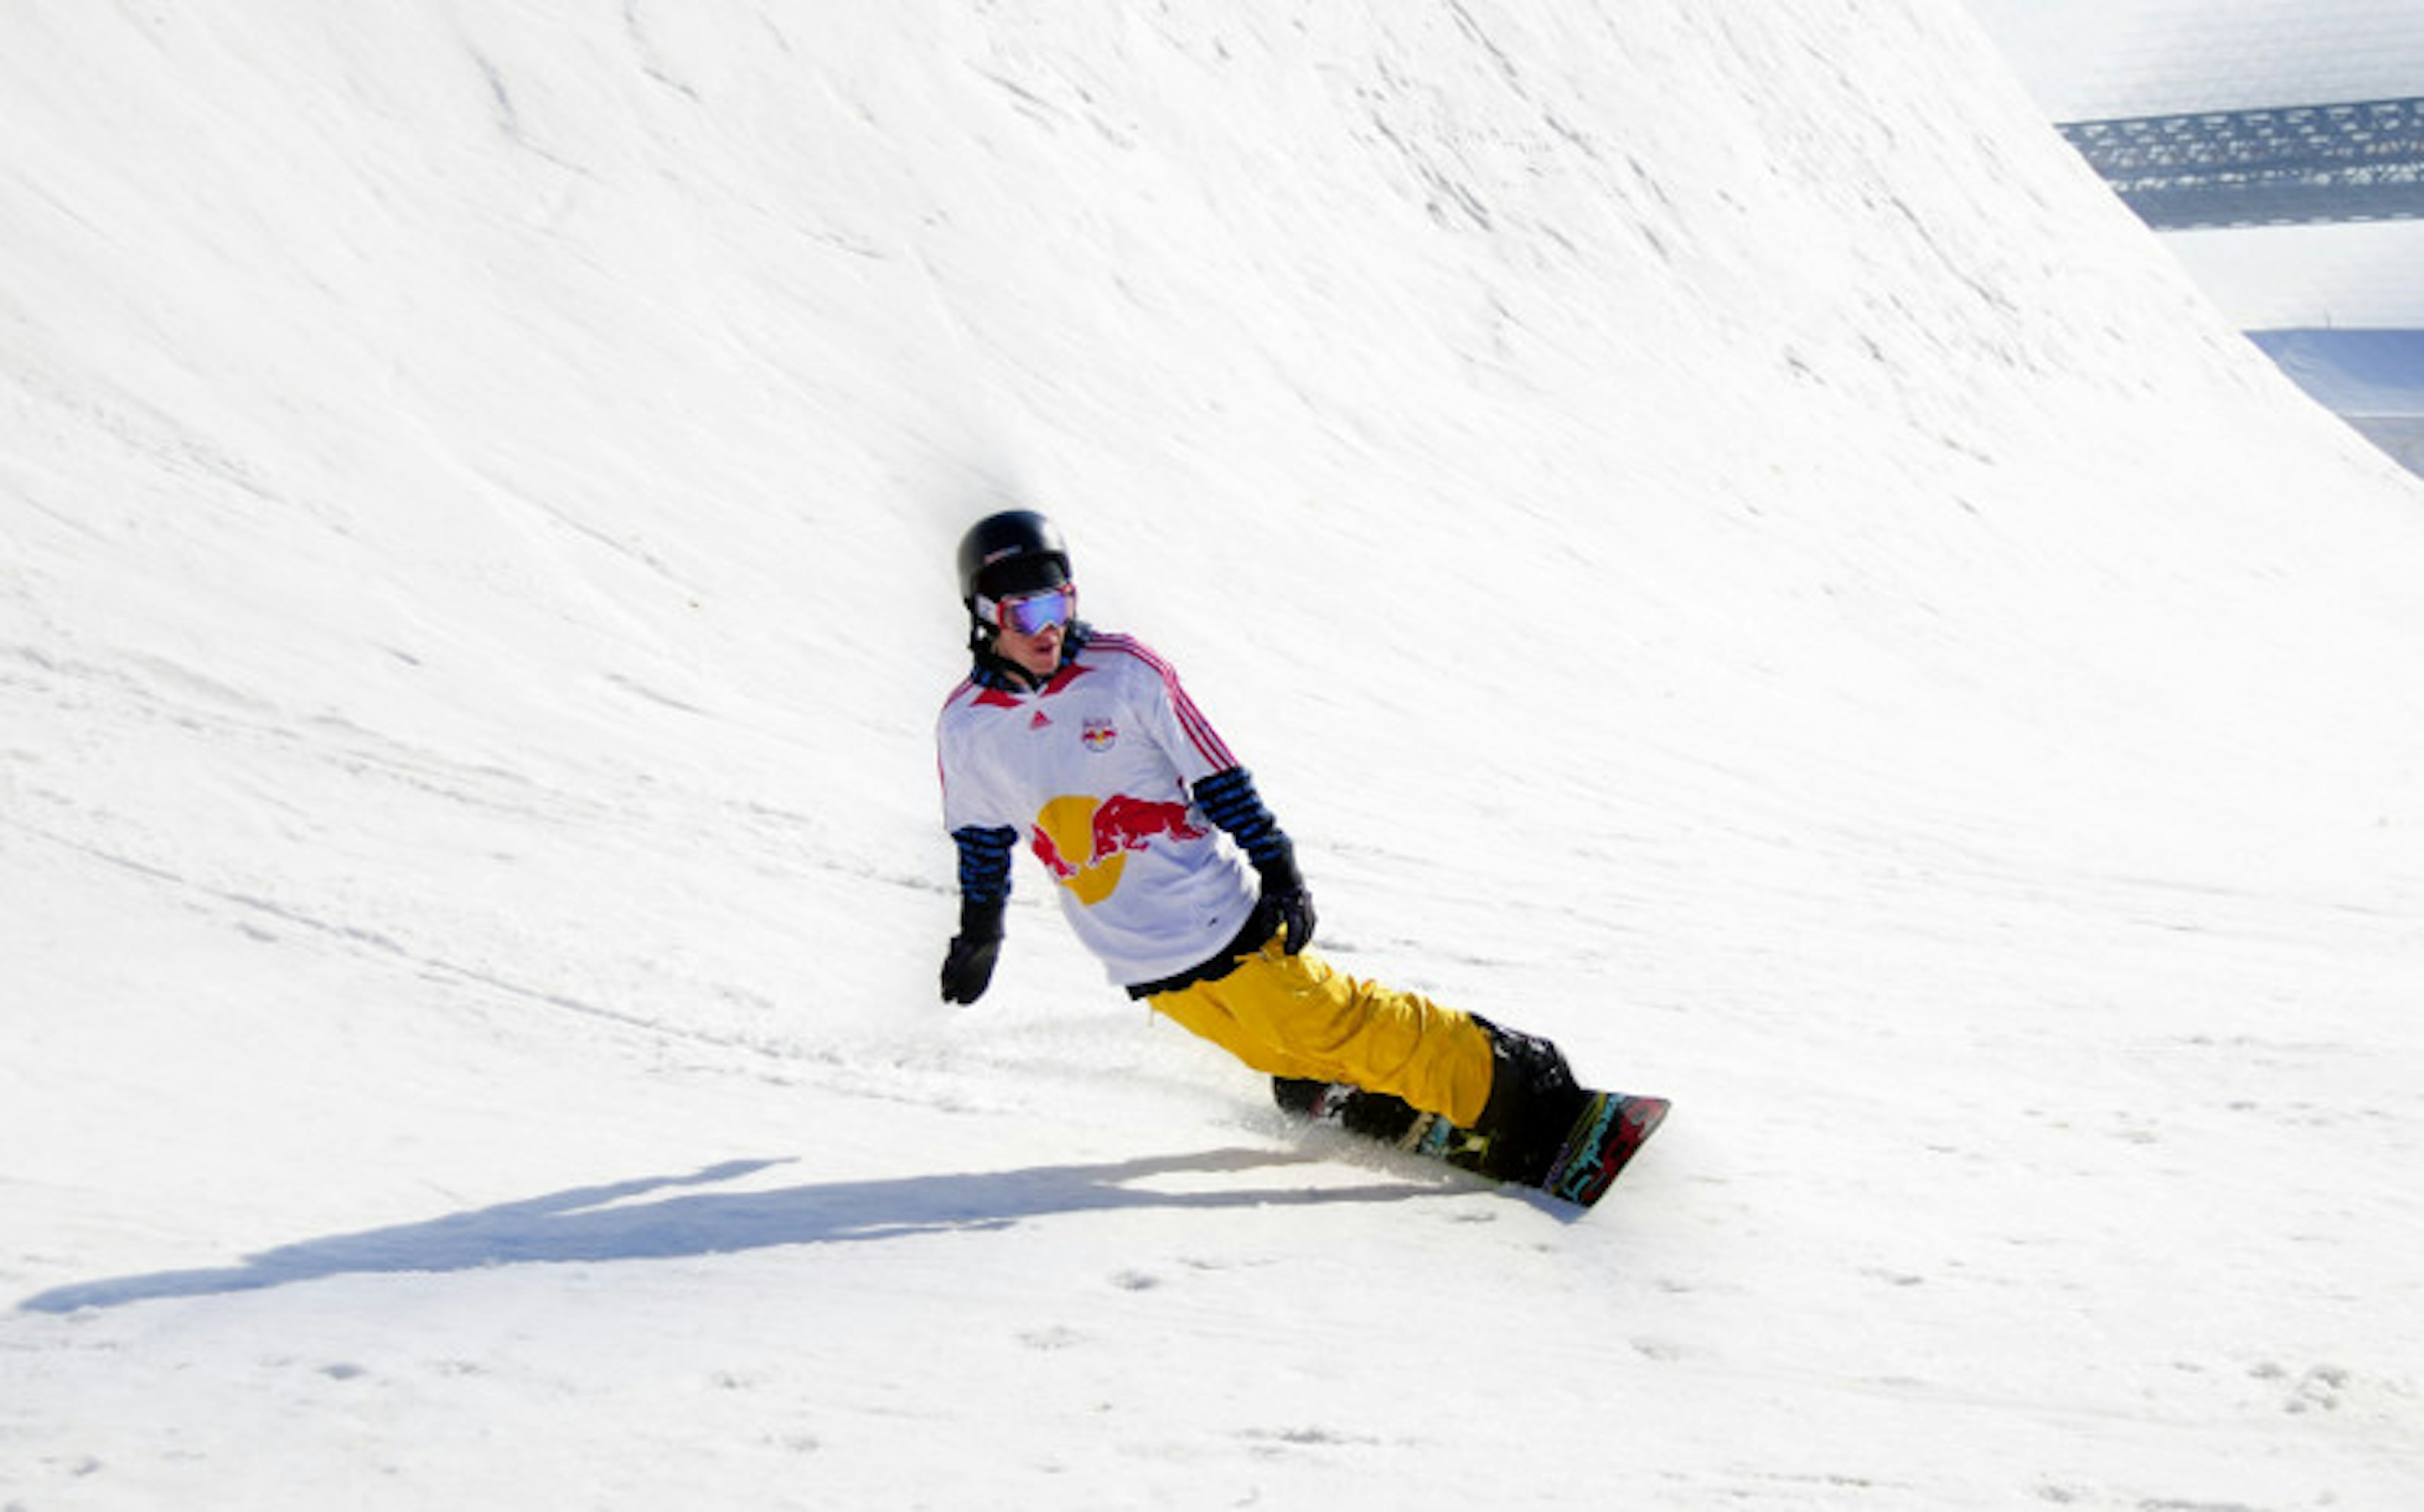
left=5, top=3, right=2421, bottom=1507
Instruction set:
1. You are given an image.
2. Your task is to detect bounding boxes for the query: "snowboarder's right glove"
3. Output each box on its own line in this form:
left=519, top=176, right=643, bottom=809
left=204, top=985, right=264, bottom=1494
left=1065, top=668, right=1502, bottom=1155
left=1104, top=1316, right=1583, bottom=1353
left=940, top=898, right=1006, bottom=1004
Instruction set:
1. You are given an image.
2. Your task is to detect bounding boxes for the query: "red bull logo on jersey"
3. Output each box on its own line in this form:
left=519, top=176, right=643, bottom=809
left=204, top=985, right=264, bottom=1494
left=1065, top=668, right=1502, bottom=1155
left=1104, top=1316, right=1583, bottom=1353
left=1030, top=793, right=1207, bottom=906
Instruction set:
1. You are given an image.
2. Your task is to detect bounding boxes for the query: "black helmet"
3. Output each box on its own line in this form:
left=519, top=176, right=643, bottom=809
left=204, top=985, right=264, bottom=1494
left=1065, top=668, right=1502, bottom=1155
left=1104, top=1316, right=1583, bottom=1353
left=956, top=509, right=1071, bottom=608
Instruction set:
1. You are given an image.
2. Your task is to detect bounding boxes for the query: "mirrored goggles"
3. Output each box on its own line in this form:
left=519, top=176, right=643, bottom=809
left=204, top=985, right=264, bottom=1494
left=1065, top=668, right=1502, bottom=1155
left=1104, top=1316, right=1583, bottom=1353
left=985, top=582, right=1076, bottom=635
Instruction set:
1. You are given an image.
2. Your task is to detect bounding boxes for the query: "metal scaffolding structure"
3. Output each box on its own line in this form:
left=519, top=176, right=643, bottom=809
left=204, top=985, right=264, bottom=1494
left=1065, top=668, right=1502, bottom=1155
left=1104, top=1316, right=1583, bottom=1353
left=2059, top=95, right=2424, bottom=229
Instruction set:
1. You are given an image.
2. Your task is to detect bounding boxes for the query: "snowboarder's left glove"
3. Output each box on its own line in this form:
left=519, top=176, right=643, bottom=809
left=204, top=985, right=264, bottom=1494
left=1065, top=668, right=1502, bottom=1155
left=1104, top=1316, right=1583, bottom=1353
left=941, top=899, right=1006, bottom=1004
left=1191, top=767, right=1314, bottom=953
left=1253, top=846, right=1316, bottom=955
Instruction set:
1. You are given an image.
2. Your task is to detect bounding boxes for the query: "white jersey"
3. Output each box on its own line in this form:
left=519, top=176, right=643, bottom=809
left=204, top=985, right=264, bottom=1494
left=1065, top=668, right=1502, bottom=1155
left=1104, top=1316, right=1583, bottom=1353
left=937, top=632, right=1260, bottom=987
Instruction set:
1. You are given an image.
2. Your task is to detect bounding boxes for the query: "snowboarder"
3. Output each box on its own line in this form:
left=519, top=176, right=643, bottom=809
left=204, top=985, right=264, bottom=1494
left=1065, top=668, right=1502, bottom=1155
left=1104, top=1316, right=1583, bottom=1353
left=934, top=509, right=1663, bottom=1202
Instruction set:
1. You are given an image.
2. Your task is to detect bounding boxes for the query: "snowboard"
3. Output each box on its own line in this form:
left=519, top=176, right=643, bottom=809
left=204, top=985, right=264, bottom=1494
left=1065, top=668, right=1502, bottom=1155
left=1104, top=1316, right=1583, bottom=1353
left=1540, top=1090, right=1670, bottom=1207
left=1277, top=1078, right=1669, bottom=1209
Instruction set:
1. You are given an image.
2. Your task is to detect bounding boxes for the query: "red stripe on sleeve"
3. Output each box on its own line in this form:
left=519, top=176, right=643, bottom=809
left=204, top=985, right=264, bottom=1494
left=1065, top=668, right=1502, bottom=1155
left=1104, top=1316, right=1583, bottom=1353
left=1096, top=634, right=1237, bottom=769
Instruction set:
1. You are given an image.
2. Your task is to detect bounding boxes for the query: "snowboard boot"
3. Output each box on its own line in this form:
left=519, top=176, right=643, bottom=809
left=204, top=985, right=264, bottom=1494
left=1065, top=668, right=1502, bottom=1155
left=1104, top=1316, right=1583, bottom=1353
left=1271, top=1076, right=1427, bottom=1143
left=1462, top=1017, right=1593, bottom=1187
left=1273, top=1036, right=1665, bottom=1206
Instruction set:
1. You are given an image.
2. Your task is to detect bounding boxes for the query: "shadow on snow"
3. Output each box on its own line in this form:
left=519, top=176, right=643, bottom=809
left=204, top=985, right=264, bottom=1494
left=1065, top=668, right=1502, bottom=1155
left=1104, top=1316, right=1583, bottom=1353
left=17, top=1147, right=1473, bottom=1314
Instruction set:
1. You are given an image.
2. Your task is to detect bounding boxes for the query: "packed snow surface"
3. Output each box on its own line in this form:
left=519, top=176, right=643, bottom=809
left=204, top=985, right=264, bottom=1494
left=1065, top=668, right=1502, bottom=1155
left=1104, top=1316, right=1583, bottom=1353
left=4, top=3, right=2421, bottom=1508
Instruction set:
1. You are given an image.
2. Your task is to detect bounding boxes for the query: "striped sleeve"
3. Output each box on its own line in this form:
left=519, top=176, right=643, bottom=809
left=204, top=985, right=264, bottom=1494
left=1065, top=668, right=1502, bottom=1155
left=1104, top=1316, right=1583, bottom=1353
left=951, top=825, right=1018, bottom=905
left=1191, top=766, right=1291, bottom=867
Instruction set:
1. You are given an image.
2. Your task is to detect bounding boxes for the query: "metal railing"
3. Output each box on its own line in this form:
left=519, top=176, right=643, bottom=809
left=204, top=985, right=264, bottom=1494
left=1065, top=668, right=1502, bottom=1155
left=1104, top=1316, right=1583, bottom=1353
left=2059, top=97, right=2424, bottom=228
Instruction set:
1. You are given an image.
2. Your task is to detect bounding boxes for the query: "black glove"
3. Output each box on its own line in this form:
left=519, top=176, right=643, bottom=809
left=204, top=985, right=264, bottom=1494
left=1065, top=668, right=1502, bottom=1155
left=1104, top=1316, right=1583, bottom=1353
left=940, top=899, right=1006, bottom=1004
left=1252, top=846, right=1316, bottom=955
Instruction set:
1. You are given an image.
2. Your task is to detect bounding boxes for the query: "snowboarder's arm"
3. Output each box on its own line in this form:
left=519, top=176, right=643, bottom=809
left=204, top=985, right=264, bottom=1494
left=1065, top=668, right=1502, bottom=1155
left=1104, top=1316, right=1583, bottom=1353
left=941, top=824, right=1015, bottom=1003
left=951, top=823, right=1018, bottom=908
left=1192, top=767, right=1315, bottom=953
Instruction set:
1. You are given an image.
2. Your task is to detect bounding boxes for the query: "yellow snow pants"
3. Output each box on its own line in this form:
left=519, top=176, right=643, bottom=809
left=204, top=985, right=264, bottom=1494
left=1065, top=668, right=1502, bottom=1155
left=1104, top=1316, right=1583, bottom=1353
left=1144, top=936, right=1497, bottom=1128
